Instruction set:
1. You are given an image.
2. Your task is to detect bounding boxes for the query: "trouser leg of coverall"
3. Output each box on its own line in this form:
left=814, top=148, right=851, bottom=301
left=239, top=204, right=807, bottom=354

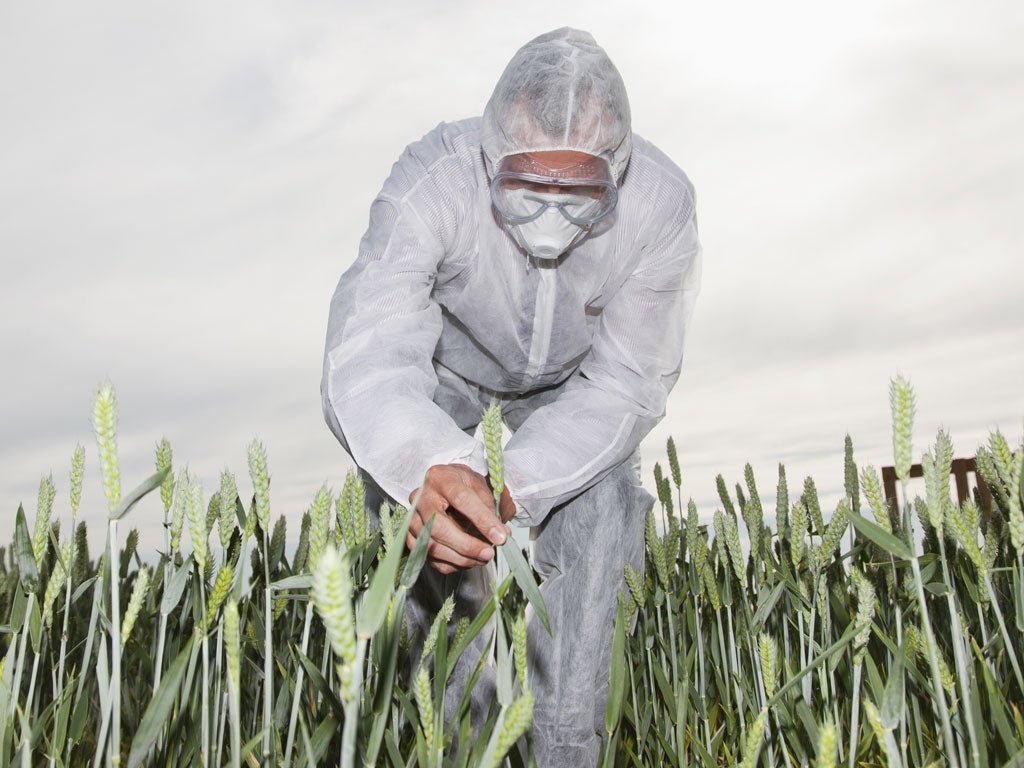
left=524, top=454, right=651, bottom=767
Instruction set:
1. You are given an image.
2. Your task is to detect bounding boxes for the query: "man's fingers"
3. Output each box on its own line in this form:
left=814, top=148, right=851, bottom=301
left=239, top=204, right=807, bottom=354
left=408, top=488, right=487, bottom=557
left=405, top=531, right=489, bottom=570
left=428, top=511, right=498, bottom=562
left=407, top=536, right=483, bottom=577
left=426, top=466, right=510, bottom=546
left=405, top=496, right=496, bottom=565
left=429, top=537, right=491, bottom=568
left=409, top=487, right=447, bottom=537
left=498, top=486, right=516, bottom=524
left=445, top=485, right=505, bottom=542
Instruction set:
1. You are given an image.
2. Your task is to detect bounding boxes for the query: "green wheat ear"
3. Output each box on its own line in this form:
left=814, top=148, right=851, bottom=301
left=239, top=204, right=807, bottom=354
left=121, top=566, right=150, bottom=644
left=844, top=435, right=859, bottom=513
left=247, top=439, right=271, bottom=533
left=92, top=382, right=121, bottom=513
left=712, top=510, right=730, bottom=570
left=684, top=498, right=699, bottom=560
left=645, top=510, right=670, bottom=587
left=693, top=523, right=708, bottom=576
left=170, top=470, right=188, bottom=557
left=124, top=528, right=138, bottom=564
left=73, top=522, right=89, bottom=584
left=624, top=563, right=646, bottom=611
left=719, top=510, right=745, bottom=585
left=335, top=470, right=368, bottom=549
left=947, top=499, right=983, bottom=568
left=1011, top=450, right=1024, bottom=557
left=33, top=474, right=55, bottom=568
left=851, top=567, right=876, bottom=663
left=758, top=634, right=779, bottom=699
left=311, top=544, right=357, bottom=701
left=155, top=439, right=174, bottom=513
left=654, top=463, right=670, bottom=515
left=452, top=615, right=471, bottom=649
left=802, top=476, right=824, bottom=535
left=378, top=501, right=398, bottom=556
left=817, top=500, right=850, bottom=569
left=204, top=564, right=235, bottom=630
left=486, top=690, right=535, bottom=768
left=776, top=463, right=789, bottom=537
left=715, top=474, right=735, bottom=518
left=666, top=436, right=681, bottom=489
left=187, top=477, right=208, bottom=574
left=863, top=699, right=889, bottom=760
left=420, top=595, right=455, bottom=662
left=740, top=708, right=767, bottom=768
left=860, top=466, right=890, bottom=532
left=270, top=516, right=287, bottom=567
left=482, top=400, right=504, bottom=503
left=815, top=717, right=838, bottom=768
left=348, top=471, right=369, bottom=547
left=413, top=664, right=434, bottom=750
left=815, top=573, right=831, bottom=637
left=511, top=610, right=529, bottom=688
left=988, top=430, right=1014, bottom=481
left=308, top=483, right=332, bottom=568
left=742, top=463, right=762, bottom=556
left=70, top=444, right=85, bottom=517
left=224, top=599, right=240, bottom=686
left=790, top=501, right=807, bottom=571
left=935, top=428, right=954, bottom=495
left=292, top=511, right=311, bottom=573
left=921, top=451, right=945, bottom=536
left=218, top=470, right=238, bottom=550
left=701, top=558, right=721, bottom=611
left=889, top=374, right=915, bottom=482
left=204, top=493, right=217, bottom=538
left=991, top=437, right=1024, bottom=555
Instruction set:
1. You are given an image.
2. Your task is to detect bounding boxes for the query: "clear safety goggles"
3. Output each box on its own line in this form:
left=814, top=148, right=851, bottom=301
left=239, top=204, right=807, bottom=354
left=489, top=152, right=618, bottom=227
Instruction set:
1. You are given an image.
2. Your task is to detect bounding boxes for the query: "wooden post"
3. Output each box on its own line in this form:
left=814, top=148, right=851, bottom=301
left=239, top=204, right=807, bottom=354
left=881, top=456, right=993, bottom=522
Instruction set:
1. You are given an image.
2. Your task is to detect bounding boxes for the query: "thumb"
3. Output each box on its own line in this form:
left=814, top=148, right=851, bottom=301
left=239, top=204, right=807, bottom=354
left=499, top=486, right=516, bottom=524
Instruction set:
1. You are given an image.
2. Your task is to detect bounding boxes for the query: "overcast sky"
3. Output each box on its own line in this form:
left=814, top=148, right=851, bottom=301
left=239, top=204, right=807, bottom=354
left=2, top=1, right=1022, bottom=553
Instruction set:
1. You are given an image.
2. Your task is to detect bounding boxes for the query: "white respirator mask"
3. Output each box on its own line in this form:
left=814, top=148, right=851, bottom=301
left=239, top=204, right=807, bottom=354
left=506, top=202, right=589, bottom=260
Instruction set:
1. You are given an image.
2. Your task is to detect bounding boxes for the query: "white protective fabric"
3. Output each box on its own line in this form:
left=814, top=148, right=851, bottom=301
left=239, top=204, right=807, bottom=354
left=481, top=28, right=632, bottom=181
left=322, top=31, right=701, bottom=527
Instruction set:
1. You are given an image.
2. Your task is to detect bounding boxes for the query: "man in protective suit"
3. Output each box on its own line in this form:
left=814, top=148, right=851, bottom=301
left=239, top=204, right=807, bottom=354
left=322, top=27, right=701, bottom=766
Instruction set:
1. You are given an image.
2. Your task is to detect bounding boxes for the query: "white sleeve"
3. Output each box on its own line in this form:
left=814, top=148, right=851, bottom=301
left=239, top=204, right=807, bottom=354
left=321, top=147, right=487, bottom=505
left=502, top=208, right=702, bottom=526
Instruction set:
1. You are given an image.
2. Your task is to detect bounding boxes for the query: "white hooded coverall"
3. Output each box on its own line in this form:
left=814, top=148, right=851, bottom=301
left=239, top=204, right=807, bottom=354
left=322, top=28, right=701, bottom=767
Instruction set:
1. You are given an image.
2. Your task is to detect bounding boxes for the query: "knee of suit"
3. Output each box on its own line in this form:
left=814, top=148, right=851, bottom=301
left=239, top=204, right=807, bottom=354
left=579, top=457, right=655, bottom=526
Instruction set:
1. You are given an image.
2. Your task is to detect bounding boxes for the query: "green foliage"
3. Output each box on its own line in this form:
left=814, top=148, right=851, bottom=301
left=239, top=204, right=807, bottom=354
left=2, top=380, right=1022, bottom=768
left=606, top=384, right=1024, bottom=768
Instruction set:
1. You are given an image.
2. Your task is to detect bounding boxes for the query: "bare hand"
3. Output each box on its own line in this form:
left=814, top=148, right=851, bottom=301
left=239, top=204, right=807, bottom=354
left=407, top=464, right=513, bottom=575
left=493, top=485, right=516, bottom=525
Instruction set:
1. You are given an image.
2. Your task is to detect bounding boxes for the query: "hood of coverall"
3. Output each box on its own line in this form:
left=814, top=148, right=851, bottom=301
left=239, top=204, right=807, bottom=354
left=481, top=28, right=633, bottom=184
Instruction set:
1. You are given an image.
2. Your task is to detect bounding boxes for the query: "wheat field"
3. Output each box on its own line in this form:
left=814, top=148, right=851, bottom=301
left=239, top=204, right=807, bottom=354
left=0, top=377, right=1021, bottom=767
